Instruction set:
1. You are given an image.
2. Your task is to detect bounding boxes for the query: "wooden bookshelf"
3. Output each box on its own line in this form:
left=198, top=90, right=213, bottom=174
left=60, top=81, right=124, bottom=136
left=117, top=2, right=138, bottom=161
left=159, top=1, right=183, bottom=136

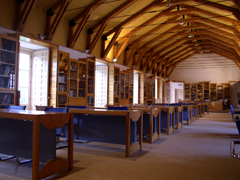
left=147, top=77, right=153, bottom=104
left=210, top=83, right=217, bottom=100
left=57, top=51, right=69, bottom=107
left=87, top=58, right=95, bottom=106
left=223, top=83, right=231, bottom=108
left=191, top=84, right=197, bottom=100
left=119, top=71, right=129, bottom=105
left=114, top=67, right=120, bottom=105
left=217, top=84, right=224, bottom=100
left=0, top=34, right=18, bottom=105
left=197, top=82, right=203, bottom=100
left=68, top=58, right=87, bottom=106
left=184, top=83, right=191, bottom=100
left=203, top=81, right=210, bottom=100
left=223, top=83, right=231, bottom=100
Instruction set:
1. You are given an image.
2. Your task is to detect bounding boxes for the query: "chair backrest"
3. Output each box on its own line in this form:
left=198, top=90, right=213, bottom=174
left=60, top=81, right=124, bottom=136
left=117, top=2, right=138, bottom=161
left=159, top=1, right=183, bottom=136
left=230, top=105, right=235, bottom=114
left=5, top=105, right=26, bottom=110
left=36, top=105, right=53, bottom=111
left=107, top=106, right=128, bottom=110
left=44, top=107, right=69, bottom=113
left=66, top=105, right=86, bottom=109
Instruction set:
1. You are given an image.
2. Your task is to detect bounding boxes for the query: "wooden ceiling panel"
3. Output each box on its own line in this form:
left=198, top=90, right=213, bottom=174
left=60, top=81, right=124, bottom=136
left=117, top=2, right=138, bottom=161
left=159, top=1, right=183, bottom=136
left=12, top=0, right=240, bottom=73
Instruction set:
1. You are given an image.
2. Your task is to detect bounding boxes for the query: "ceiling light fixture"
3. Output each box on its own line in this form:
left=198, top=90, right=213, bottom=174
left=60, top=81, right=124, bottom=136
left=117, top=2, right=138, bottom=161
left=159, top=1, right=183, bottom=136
left=166, top=0, right=171, bottom=7
left=179, top=18, right=184, bottom=25
left=188, top=31, right=192, bottom=38
left=195, top=41, right=198, bottom=46
left=113, top=58, right=117, bottom=62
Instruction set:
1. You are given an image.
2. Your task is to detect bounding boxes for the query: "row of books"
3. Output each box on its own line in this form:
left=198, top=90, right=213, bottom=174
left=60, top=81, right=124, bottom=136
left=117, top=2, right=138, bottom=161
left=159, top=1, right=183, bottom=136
left=0, top=77, right=14, bottom=88
left=0, top=66, right=12, bottom=76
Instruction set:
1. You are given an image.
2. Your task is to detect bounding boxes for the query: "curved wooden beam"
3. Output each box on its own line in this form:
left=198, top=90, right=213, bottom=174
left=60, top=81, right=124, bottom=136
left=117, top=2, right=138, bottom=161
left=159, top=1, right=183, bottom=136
left=14, top=0, right=37, bottom=32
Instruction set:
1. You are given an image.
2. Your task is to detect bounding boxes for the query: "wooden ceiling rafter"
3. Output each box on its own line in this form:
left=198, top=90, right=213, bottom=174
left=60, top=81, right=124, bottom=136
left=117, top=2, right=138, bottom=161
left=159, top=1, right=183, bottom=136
left=67, top=0, right=107, bottom=48
left=186, top=14, right=240, bottom=35
left=163, top=61, right=174, bottom=78
left=208, top=47, right=240, bottom=67
left=170, top=49, right=196, bottom=64
left=118, top=6, right=177, bottom=44
left=192, top=22, right=235, bottom=39
left=186, top=6, right=240, bottom=30
left=154, top=56, right=166, bottom=74
left=136, top=25, right=182, bottom=52
left=212, top=51, right=240, bottom=68
left=157, top=57, right=171, bottom=76
left=166, top=64, right=176, bottom=78
left=127, top=14, right=181, bottom=47
left=166, top=45, right=192, bottom=61
left=123, top=39, right=141, bottom=66
left=113, top=33, right=132, bottom=61
left=100, top=1, right=240, bottom=71
left=172, top=53, right=196, bottom=68
left=140, top=48, right=156, bottom=71
left=45, top=0, right=72, bottom=41
left=232, top=0, right=240, bottom=10
left=101, top=27, right=122, bottom=58
left=161, top=42, right=193, bottom=58
left=148, top=54, right=163, bottom=72
left=87, top=0, right=139, bottom=54
left=191, top=40, right=239, bottom=56
left=133, top=42, right=150, bottom=67
left=209, top=46, right=239, bottom=60
left=147, top=31, right=187, bottom=56
left=14, top=0, right=37, bottom=32
left=104, top=0, right=165, bottom=38
left=152, top=39, right=189, bottom=60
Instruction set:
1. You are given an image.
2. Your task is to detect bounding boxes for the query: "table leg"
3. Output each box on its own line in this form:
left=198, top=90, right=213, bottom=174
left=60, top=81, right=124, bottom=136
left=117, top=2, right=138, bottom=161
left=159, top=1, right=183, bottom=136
left=68, top=114, right=73, bottom=170
left=32, top=117, right=40, bottom=180
left=150, top=111, right=153, bottom=144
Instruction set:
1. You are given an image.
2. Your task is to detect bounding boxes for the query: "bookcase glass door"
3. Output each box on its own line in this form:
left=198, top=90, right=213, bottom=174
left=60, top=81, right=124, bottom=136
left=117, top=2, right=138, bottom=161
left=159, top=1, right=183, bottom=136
left=18, top=51, right=31, bottom=109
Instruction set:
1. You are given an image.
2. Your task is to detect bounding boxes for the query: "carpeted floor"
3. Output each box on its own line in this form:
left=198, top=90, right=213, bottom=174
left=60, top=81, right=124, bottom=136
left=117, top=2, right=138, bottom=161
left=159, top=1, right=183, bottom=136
left=0, top=112, right=240, bottom=180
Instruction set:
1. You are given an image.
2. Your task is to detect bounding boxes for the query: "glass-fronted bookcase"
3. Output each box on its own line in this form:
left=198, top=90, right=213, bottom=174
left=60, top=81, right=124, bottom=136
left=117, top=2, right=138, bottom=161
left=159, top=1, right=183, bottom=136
left=0, top=34, right=18, bottom=105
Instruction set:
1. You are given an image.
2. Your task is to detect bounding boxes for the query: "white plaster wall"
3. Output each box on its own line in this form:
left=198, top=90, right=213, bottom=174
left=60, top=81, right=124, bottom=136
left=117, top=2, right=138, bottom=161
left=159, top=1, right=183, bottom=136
left=170, top=67, right=240, bottom=84
left=59, top=45, right=94, bottom=59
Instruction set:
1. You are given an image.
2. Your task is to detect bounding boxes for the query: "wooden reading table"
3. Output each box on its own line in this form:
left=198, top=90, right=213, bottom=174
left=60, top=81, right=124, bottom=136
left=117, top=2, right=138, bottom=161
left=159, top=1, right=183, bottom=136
left=0, top=109, right=73, bottom=180
left=68, top=108, right=142, bottom=157
left=151, top=105, right=175, bottom=135
left=129, top=106, right=160, bottom=144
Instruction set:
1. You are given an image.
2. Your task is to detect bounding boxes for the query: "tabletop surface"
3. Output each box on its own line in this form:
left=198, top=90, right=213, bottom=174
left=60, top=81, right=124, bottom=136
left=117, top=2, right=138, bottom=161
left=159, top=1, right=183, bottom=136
left=0, top=109, right=68, bottom=115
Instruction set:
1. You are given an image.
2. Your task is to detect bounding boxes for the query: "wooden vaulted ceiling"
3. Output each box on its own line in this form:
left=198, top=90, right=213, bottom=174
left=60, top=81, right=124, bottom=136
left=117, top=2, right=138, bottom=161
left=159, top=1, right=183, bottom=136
left=15, top=0, right=240, bottom=77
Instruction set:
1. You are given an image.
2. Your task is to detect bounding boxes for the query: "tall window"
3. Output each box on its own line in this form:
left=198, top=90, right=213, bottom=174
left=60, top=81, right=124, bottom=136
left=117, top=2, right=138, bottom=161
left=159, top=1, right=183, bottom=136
left=18, top=52, right=31, bottom=109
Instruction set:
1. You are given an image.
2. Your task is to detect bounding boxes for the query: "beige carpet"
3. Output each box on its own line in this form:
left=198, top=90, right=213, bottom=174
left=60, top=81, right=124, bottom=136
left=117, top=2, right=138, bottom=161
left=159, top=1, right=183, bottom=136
left=1, top=113, right=240, bottom=180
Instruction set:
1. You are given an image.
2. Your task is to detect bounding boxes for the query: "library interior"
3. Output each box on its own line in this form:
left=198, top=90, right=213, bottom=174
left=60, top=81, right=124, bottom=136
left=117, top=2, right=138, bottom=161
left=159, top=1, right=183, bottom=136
left=0, top=0, right=240, bottom=180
